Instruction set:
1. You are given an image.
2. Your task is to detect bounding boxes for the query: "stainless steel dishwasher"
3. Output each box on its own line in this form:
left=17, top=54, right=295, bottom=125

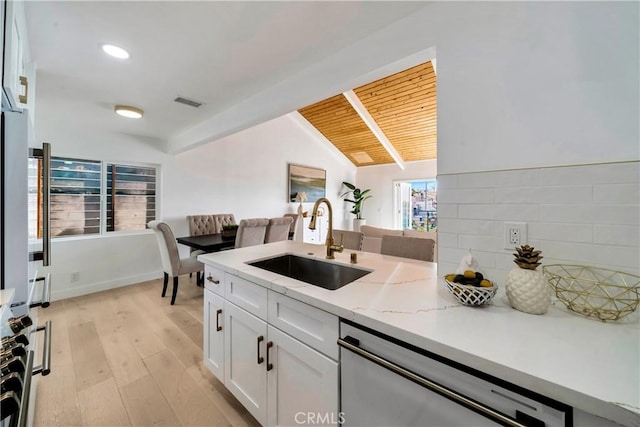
left=339, top=320, right=571, bottom=427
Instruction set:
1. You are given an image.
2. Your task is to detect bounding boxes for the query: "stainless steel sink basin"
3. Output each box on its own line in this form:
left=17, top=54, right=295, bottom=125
left=247, top=254, right=371, bottom=290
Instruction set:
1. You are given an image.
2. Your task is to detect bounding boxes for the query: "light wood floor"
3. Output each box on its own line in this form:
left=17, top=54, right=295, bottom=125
left=33, top=276, right=261, bottom=427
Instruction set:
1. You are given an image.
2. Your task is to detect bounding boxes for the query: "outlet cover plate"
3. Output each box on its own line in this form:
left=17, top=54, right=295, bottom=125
left=504, top=222, right=527, bottom=249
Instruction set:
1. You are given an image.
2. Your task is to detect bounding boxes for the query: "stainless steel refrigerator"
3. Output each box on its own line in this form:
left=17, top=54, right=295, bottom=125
left=1, top=106, right=51, bottom=314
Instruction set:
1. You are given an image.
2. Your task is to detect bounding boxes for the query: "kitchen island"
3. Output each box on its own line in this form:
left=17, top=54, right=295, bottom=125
left=199, top=240, right=639, bottom=427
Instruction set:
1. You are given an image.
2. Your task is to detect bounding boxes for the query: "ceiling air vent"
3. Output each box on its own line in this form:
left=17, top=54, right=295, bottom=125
left=174, top=96, right=203, bottom=108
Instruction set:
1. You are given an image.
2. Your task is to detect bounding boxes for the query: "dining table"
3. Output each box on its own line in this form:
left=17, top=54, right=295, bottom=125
left=176, top=233, right=236, bottom=253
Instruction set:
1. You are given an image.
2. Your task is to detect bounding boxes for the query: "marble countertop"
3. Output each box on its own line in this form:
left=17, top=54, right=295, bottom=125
left=199, top=241, right=640, bottom=426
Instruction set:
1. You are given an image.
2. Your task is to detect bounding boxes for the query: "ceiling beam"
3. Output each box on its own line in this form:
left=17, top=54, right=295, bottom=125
left=342, top=90, right=406, bottom=170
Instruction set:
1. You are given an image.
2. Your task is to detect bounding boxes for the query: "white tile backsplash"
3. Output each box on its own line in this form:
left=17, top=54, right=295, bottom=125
left=538, top=161, right=639, bottom=185
left=594, top=225, right=640, bottom=247
left=438, top=161, right=640, bottom=284
left=593, top=183, right=640, bottom=204
left=495, top=186, right=592, bottom=204
left=458, top=204, right=496, bottom=219
left=437, top=188, right=495, bottom=204
left=436, top=203, right=458, bottom=218
left=528, top=222, right=593, bottom=243
left=457, top=169, right=540, bottom=188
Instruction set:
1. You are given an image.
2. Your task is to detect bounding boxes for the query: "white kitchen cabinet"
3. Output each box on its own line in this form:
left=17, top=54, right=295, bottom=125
left=203, top=289, right=225, bottom=382
left=224, top=300, right=269, bottom=424
left=267, top=325, right=339, bottom=427
left=2, top=0, right=29, bottom=110
left=204, top=271, right=339, bottom=426
left=302, top=215, right=328, bottom=244
left=204, top=265, right=226, bottom=297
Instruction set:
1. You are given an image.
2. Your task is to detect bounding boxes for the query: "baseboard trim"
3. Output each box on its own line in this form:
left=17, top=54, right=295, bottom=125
left=51, top=271, right=164, bottom=301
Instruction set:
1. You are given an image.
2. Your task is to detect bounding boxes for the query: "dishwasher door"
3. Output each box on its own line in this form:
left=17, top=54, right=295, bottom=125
left=339, top=321, right=570, bottom=427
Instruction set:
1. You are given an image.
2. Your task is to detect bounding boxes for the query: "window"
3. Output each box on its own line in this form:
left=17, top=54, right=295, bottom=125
left=50, top=158, right=102, bottom=236
left=28, top=157, right=158, bottom=238
left=106, top=164, right=156, bottom=232
left=394, top=179, right=437, bottom=231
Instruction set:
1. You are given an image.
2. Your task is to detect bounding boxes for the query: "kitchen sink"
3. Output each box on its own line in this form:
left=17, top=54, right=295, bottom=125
left=247, top=253, right=371, bottom=290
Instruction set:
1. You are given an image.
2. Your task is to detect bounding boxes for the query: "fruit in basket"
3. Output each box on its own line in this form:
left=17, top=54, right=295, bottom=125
left=505, top=245, right=550, bottom=314
left=447, top=271, right=492, bottom=288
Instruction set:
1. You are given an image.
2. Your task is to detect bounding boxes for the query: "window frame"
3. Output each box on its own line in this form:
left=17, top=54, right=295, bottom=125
left=36, top=156, right=161, bottom=239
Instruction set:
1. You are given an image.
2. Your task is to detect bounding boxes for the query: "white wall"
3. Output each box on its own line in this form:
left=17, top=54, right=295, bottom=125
left=38, top=114, right=355, bottom=300
left=355, top=160, right=437, bottom=229
left=430, top=2, right=639, bottom=284
left=435, top=2, right=638, bottom=174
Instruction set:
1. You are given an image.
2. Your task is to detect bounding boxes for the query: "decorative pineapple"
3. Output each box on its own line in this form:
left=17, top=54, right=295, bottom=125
left=505, top=245, right=551, bottom=314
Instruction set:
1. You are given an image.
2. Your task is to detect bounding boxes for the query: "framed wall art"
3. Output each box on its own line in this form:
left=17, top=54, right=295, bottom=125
left=288, top=163, right=326, bottom=203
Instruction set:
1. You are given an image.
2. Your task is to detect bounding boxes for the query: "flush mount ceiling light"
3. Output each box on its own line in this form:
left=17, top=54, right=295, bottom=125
left=114, top=105, right=143, bottom=119
left=102, top=44, right=130, bottom=59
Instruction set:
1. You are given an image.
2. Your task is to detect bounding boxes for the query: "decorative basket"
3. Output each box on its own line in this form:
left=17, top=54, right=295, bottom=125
left=543, top=264, right=640, bottom=322
left=443, top=278, right=498, bottom=306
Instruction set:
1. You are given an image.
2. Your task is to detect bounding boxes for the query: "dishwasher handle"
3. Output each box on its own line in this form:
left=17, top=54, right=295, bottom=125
left=338, top=337, right=526, bottom=427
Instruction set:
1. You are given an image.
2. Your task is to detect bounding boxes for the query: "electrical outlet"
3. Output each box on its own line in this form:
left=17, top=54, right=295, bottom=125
left=70, top=272, right=80, bottom=282
left=504, top=222, right=527, bottom=249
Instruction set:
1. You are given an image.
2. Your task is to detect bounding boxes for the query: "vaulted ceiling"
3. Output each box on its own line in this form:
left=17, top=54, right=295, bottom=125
left=298, top=60, right=437, bottom=167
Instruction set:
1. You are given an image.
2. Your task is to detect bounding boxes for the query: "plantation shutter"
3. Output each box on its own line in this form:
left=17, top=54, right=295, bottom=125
left=50, top=158, right=102, bottom=236
left=106, top=164, right=156, bottom=232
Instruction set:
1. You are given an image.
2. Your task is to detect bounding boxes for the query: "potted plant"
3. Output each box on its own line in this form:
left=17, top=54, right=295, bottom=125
left=340, top=181, right=372, bottom=231
left=221, top=224, right=239, bottom=240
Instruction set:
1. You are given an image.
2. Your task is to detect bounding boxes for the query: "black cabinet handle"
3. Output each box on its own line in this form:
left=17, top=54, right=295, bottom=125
left=216, top=309, right=222, bottom=331
left=207, top=275, right=220, bottom=284
left=257, top=336, right=264, bottom=364
left=266, top=341, right=273, bottom=371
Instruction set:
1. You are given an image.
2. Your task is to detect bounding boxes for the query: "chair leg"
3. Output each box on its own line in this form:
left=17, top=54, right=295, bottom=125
left=162, top=273, right=169, bottom=297
left=171, top=276, right=179, bottom=305
left=196, top=271, right=201, bottom=286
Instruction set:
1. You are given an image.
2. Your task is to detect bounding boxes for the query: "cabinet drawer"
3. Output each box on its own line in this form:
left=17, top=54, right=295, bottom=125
left=225, top=275, right=268, bottom=320
left=204, top=266, right=226, bottom=297
left=268, top=292, right=339, bottom=360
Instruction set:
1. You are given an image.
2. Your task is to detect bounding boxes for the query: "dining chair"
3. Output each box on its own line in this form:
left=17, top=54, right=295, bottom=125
left=265, top=216, right=294, bottom=243
left=235, top=218, right=269, bottom=248
left=380, top=235, right=435, bottom=262
left=283, top=213, right=301, bottom=240
left=148, top=220, right=204, bottom=305
left=187, top=215, right=216, bottom=255
left=212, top=213, right=236, bottom=232
left=333, top=229, right=364, bottom=251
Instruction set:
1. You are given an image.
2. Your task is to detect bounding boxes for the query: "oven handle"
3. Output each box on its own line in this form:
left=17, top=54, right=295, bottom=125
left=338, top=337, right=526, bottom=427
left=32, top=321, right=52, bottom=376
left=14, top=350, right=34, bottom=427
left=30, top=274, right=51, bottom=308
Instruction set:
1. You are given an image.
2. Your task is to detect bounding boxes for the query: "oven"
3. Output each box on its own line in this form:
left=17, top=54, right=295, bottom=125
left=338, top=320, right=571, bottom=427
left=1, top=275, right=52, bottom=427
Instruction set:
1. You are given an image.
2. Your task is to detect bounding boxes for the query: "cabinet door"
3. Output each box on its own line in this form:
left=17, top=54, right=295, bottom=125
left=267, top=325, right=339, bottom=427
left=2, top=0, right=26, bottom=110
left=225, top=301, right=268, bottom=425
left=203, top=289, right=224, bottom=382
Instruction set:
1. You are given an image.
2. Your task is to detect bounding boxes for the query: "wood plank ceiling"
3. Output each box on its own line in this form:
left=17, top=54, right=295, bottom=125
left=298, top=60, right=437, bottom=167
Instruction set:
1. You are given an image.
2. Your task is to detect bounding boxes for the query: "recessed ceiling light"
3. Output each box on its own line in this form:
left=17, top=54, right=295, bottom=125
left=102, top=44, right=130, bottom=59
left=114, top=105, right=143, bottom=119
